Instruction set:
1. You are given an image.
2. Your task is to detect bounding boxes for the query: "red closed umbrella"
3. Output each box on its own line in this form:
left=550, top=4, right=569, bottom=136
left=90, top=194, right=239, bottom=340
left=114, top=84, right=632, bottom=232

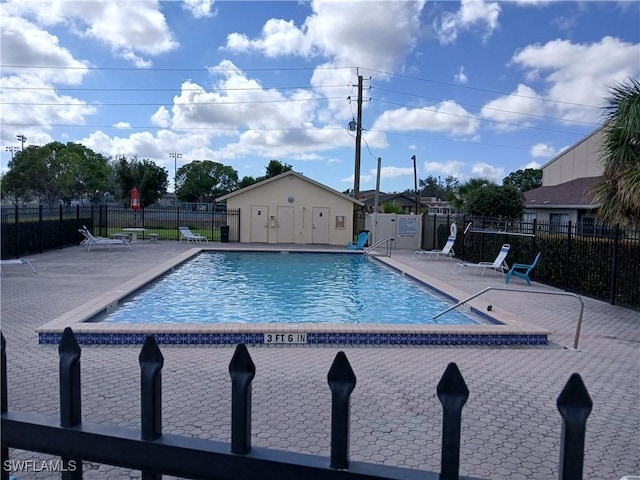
left=131, top=187, right=140, bottom=211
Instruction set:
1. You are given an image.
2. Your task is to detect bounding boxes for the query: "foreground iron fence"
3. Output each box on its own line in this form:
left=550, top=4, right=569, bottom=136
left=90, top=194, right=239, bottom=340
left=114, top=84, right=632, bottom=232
left=0, top=204, right=240, bottom=259
left=423, top=214, right=640, bottom=308
left=1, top=329, right=592, bottom=480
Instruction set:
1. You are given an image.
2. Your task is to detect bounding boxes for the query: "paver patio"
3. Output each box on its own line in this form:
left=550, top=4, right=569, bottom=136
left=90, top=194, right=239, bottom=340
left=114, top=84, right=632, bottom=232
left=1, top=241, right=638, bottom=479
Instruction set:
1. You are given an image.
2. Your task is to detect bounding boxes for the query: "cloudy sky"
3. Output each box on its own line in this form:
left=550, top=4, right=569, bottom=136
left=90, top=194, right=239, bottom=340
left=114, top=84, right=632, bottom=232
left=1, top=0, right=638, bottom=193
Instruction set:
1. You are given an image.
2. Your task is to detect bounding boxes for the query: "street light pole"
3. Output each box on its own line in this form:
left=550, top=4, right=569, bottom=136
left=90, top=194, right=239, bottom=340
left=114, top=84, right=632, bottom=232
left=169, top=152, right=182, bottom=193
left=5, top=146, right=19, bottom=160
left=16, top=135, right=27, bottom=151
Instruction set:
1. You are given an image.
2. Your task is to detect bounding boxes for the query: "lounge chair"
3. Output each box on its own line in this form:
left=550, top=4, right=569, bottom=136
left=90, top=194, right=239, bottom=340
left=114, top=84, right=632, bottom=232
left=452, top=244, right=510, bottom=277
left=79, top=227, right=132, bottom=251
left=347, top=231, right=368, bottom=250
left=506, top=252, right=541, bottom=286
left=179, top=226, right=208, bottom=243
left=412, top=235, right=456, bottom=261
left=0, top=258, right=38, bottom=276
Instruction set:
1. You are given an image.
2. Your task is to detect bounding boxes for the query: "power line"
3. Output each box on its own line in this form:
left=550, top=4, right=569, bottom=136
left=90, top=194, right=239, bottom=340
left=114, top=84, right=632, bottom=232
left=360, top=67, right=604, bottom=108
left=371, top=86, right=602, bottom=126
left=0, top=121, right=564, bottom=155
left=370, top=98, right=595, bottom=136
left=2, top=96, right=346, bottom=107
left=1, top=84, right=349, bottom=93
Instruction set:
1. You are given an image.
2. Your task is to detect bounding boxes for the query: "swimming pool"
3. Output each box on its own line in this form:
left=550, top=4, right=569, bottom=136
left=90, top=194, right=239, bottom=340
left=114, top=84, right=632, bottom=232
left=98, top=252, right=482, bottom=326
left=36, top=247, right=550, bottom=346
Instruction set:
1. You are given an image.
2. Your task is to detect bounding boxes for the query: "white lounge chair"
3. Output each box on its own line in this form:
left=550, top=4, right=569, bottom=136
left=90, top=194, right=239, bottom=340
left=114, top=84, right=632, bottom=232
left=0, top=258, right=38, bottom=276
left=178, top=226, right=208, bottom=243
left=452, top=244, right=510, bottom=277
left=412, top=235, right=456, bottom=261
left=79, top=227, right=132, bottom=251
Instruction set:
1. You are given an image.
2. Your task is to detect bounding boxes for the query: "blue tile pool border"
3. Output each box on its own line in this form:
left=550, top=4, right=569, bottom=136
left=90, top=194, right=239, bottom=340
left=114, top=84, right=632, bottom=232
left=38, top=331, right=548, bottom=346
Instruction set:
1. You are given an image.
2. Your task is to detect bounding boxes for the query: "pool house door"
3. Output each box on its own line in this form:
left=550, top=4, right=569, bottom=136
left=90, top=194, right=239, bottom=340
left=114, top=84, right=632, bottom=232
left=277, top=206, right=295, bottom=243
left=250, top=205, right=269, bottom=243
left=311, top=207, right=329, bottom=244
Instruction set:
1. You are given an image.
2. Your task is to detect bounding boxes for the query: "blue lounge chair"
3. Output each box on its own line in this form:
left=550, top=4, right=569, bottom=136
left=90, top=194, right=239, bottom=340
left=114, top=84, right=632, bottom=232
left=506, top=252, right=541, bottom=285
left=347, top=232, right=368, bottom=250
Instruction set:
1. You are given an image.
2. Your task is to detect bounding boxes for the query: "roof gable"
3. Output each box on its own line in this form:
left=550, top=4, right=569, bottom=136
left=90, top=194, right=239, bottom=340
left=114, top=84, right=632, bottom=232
left=215, top=171, right=364, bottom=205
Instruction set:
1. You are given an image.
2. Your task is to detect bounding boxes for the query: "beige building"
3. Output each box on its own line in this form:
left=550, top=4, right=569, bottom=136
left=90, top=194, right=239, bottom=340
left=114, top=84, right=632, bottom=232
left=216, top=171, right=363, bottom=245
left=542, top=126, right=604, bottom=186
left=524, top=126, right=605, bottom=225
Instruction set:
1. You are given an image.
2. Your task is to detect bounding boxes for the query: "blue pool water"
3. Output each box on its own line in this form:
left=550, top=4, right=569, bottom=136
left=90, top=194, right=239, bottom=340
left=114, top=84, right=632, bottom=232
left=99, top=252, right=482, bottom=325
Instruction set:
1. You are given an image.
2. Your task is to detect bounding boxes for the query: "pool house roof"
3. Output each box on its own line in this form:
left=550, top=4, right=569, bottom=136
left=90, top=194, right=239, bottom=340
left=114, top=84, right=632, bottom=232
left=215, top=170, right=364, bottom=206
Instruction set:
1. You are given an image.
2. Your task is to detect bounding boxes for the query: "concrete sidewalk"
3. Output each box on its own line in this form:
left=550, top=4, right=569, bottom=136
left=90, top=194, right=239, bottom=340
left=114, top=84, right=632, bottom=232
left=1, top=242, right=638, bottom=479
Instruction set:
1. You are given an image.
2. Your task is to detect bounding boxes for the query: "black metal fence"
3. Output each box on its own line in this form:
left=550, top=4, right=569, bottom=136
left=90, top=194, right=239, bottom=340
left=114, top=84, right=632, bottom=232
left=1, top=329, right=593, bottom=480
left=0, top=204, right=240, bottom=259
left=423, top=214, right=640, bottom=309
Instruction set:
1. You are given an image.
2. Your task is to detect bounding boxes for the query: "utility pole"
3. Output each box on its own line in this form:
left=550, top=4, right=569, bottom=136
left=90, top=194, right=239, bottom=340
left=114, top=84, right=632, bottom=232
left=412, top=155, right=419, bottom=214
left=16, top=134, right=26, bottom=151
left=353, top=75, right=363, bottom=201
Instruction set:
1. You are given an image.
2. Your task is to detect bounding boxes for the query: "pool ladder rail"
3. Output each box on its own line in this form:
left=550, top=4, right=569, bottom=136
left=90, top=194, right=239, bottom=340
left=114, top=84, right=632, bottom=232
left=432, top=286, right=585, bottom=350
left=364, top=238, right=393, bottom=257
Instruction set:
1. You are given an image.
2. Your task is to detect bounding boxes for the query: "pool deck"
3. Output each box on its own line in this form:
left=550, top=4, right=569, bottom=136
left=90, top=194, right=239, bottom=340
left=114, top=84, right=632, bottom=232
left=1, top=241, right=638, bottom=479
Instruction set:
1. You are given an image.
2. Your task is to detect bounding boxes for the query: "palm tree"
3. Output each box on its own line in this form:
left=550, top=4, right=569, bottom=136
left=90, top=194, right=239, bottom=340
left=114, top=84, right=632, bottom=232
left=593, top=77, right=640, bottom=227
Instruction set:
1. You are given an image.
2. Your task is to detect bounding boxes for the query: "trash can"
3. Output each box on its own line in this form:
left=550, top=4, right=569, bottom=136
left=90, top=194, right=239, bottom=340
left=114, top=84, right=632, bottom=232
left=220, top=225, right=230, bottom=243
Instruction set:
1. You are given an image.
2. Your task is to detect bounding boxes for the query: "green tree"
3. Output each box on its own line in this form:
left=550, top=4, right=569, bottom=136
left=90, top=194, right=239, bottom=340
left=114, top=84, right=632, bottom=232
left=503, top=168, right=543, bottom=192
left=450, top=177, right=494, bottom=213
left=113, top=156, right=168, bottom=207
left=465, top=184, right=525, bottom=219
left=265, top=160, right=293, bottom=178
left=418, top=175, right=445, bottom=198
left=176, top=160, right=238, bottom=202
left=2, top=142, right=111, bottom=207
left=594, top=77, right=640, bottom=227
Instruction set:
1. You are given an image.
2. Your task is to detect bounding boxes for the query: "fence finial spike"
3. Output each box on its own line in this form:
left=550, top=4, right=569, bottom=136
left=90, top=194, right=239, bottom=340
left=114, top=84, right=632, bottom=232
left=59, top=327, right=80, bottom=356
left=229, top=343, right=255, bottom=377
left=437, top=362, right=469, bottom=404
left=557, top=373, right=593, bottom=419
left=327, top=351, right=356, bottom=392
left=139, top=335, right=164, bottom=366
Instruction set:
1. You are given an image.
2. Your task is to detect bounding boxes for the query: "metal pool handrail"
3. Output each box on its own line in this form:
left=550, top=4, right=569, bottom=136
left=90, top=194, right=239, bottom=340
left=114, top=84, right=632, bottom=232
left=432, top=287, right=585, bottom=350
left=364, top=237, right=392, bottom=256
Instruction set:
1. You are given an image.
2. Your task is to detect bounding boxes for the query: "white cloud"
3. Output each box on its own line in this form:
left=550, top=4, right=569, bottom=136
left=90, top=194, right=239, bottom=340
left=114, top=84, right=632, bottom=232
left=113, top=122, right=131, bottom=129
left=0, top=73, right=97, bottom=144
left=372, top=101, right=479, bottom=136
left=183, top=0, right=216, bottom=19
left=511, top=36, right=640, bottom=122
left=454, top=66, right=468, bottom=84
left=423, top=161, right=465, bottom=179
left=151, top=107, right=171, bottom=128
left=226, top=1, right=424, bottom=72
left=434, top=0, right=501, bottom=44
left=471, top=162, right=504, bottom=181
left=480, top=84, right=545, bottom=129
left=524, top=161, right=542, bottom=169
left=530, top=143, right=557, bottom=158
left=226, top=18, right=313, bottom=57
left=0, top=14, right=89, bottom=85
left=4, top=0, right=178, bottom=66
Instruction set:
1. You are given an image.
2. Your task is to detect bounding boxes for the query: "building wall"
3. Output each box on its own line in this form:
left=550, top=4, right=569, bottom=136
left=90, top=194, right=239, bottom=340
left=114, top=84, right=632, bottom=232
left=543, top=127, right=604, bottom=186
left=225, top=175, right=356, bottom=245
